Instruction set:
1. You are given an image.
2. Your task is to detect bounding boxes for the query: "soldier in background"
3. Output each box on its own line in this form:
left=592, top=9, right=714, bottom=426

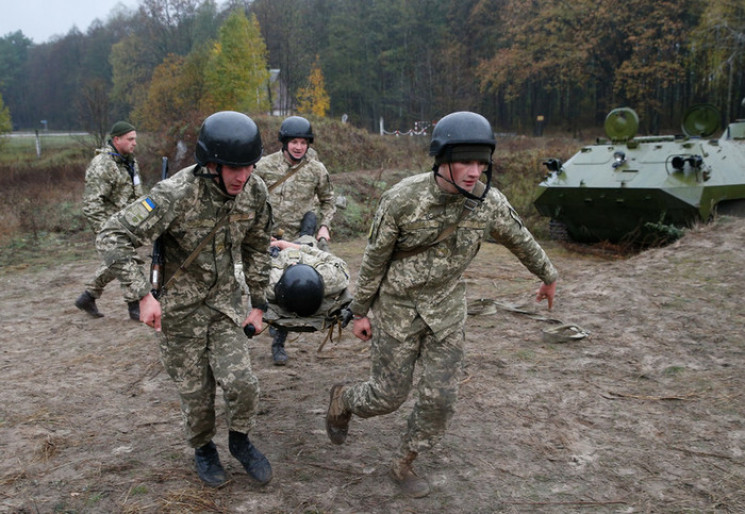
left=255, top=116, right=336, bottom=364
left=325, top=111, right=558, bottom=498
left=74, top=121, right=144, bottom=321
left=96, top=111, right=273, bottom=488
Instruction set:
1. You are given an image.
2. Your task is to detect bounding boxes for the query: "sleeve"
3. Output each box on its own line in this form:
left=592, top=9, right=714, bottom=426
left=315, top=164, right=336, bottom=230
left=347, top=195, right=399, bottom=315
left=82, top=157, right=117, bottom=232
left=96, top=185, right=177, bottom=302
left=241, top=180, right=273, bottom=310
left=487, top=192, right=559, bottom=285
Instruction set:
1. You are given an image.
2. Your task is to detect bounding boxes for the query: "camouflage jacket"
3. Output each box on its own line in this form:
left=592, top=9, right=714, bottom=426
left=267, top=243, right=350, bottom=302
left=97, top=165, right=273, bottom=324
left=348, top=172, right=559, bottom=341
left=254, top=150, right=335, bottom=238
left=82, top=143, right=144, bottom=232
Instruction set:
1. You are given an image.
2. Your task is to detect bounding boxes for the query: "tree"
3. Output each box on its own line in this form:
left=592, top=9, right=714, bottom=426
left=296, top=55, right=330, bottom=117
left=203, top=11, right=271, bottom=114
left=0, top=91, right=12, bottom=135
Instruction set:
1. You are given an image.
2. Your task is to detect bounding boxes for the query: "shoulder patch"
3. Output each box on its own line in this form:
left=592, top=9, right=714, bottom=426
left=124, top=197, right=157, bottom=226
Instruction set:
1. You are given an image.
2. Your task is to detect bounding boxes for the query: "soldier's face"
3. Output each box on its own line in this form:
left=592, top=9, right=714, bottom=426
left=112, top=131, right=137, bottom=155
left=285, top=138, right=309, bottom=160
left=220, top=164, right=254, bottom=196
left=437, top=161, right=488, bottom=194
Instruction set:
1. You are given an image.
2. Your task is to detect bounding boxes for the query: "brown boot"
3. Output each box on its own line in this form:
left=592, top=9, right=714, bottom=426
left=325, top=383, right=351, bottom=444
left=391, top=451, right=431, bottom=498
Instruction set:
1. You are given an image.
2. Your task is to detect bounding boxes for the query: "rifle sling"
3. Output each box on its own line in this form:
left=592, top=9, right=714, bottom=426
left=390, top=182, right=485, bottom=261
left=268, top=160, right=309, bottom=192
left=162, top=212, right=231, bottom=291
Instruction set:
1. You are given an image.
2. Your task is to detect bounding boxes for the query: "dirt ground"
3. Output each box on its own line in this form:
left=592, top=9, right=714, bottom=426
left=1, top=214, right=745, bottom=513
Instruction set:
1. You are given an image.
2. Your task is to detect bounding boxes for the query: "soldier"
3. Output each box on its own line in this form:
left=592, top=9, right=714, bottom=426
left=75, top=121, right=144, bottom=321
left=263, top=238, right=351, bottom=364
left=325, top=111, right=558, bottom=498
left=255, top=116, right=336, bottom=364
left=96, top=111, right=273, bottom=488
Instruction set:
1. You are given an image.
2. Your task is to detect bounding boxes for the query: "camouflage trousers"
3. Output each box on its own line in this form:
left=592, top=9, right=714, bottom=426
left=342, top=316, right=465, bottom=456
left=159, top=307, right=260, bottom=448
left=85, top=254, right=144, bottom=301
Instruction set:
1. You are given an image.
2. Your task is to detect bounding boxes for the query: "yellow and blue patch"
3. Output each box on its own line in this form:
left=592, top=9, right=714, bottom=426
left=125, top=196, right=158, bottom=226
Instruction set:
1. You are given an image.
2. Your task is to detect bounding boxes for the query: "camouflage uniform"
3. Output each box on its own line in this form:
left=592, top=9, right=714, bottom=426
left=343, top=172, right=558, bottom=457
left=82, top=144, right=145, bottom=298
left=267, top=242, right=350, bottom=301
left=97, top=165, right=272, bottom=448
left=255, top=150, right=335, bottom=241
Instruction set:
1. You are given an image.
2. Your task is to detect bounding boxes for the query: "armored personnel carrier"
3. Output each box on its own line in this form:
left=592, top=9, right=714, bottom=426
left=533, top=103, right=745, bottom=246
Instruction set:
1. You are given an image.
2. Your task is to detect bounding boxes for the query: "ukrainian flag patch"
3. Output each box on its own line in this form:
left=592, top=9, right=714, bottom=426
left=125, top=196, right=157, bottom=226
left=142, top=197, right=156, bottom=211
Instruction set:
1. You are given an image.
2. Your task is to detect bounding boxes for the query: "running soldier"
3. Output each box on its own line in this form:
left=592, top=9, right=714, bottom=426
left=325, top=111, right=558, bottom=498
left=97, top=111, right=274, bottom=488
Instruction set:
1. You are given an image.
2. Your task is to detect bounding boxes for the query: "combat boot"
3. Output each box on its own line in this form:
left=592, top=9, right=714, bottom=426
left=128, top=301, right=140, bottom=321
left=228, top=430, right=272, bottom=485
left=74, top=291, right=104, bottom=318
left=270, top=328, right=288, bottom=366
left=325, top=383, right=351, bottom=444
left=194, top=441, right=227, bottom=487
left=391, top=451, right=431, bottom=498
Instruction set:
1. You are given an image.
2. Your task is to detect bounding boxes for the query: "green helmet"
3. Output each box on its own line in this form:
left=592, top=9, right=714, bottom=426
left=429, top=111, right=495, bottom=163
left=274, top=263, right=325, bottom=316
left=195, top=111, right=263, bottom=167
left=278, top=116, right=314, bottom=144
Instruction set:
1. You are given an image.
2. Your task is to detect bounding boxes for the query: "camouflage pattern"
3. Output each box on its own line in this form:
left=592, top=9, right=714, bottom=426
left=343, top=171, right=558, bottom=454
left=255, top=150, right=335, bottom=239
left=267, top=244, right=350, bottom=301
left=82, top=143, right=145, bottom=298
left=82, top=143, right=144, bottom=232
left=96, top=164, right=273, bottom=447
left=264, top=242, right=352, bottom=331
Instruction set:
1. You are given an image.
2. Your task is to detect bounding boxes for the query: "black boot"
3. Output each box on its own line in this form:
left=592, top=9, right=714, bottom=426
left=194, top=441, right=227, bottom=487
left=270, top=328, right=288, bottom=366
left=74, top=291, right=104, bottom=318
left=228, top=430, right=272, bottom=485
left=128, top=301, right=140, bottom=321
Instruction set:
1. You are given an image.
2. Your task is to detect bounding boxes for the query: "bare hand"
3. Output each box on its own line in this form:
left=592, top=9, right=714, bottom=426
left=353, top=316, right=372, bottom=341
left=536, top=281, right=557, bottom=310
left=140, top=293, right=162, bottom=331
left=243, top=308, right=264, bottom=334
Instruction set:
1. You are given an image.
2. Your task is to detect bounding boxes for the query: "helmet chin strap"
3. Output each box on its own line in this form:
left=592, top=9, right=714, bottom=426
left=194, top=164, right=232, bottom=196
left=283, top=144, right=306, bottom=164
left=432, top=161, right=492, bottom=202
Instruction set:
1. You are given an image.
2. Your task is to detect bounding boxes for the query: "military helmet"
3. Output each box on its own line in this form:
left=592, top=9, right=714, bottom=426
left=429, top=111, right=495, bottom=163
left=195, top=111, right=263, bottom=167
left=278, top=116, right=314, bottom=144
left=274, top=263, right=324, bottom=316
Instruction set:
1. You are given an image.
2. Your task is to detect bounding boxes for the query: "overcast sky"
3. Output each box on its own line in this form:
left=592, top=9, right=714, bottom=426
left=0, top=0, right=138, bottom=44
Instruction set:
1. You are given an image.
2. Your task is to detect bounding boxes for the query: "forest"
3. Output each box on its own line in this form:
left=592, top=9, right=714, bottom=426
left=0, top=0, right=744, bottom=140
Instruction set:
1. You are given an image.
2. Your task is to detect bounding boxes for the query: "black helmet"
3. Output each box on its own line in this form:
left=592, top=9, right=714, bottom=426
left=278, top=116, right=314, bottom=144
left=195, top=111, right=263, bottom=167
left=429, top=111, right=495, bottom=162
left=274, top=263, right=324, bottom=316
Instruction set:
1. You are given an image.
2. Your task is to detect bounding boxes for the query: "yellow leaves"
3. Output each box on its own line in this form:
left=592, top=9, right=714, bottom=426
left=296, top=55, right=330, bottom=118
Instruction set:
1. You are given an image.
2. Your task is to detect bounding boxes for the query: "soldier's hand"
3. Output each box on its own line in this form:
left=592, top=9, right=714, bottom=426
left=140, top=293, right=162, bottom=331
left=244, top=308, right=264, bottom=335
left=536, top=281, right=556, bottom=311
left=353, top=316, right=372, bottom=341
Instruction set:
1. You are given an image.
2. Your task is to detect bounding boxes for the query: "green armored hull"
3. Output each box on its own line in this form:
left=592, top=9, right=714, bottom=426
left=534, top=105, right=745, bottom=245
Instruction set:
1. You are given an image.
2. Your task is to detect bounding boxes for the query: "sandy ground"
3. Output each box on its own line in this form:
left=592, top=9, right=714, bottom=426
left=1, top=216, right=744, bottom=513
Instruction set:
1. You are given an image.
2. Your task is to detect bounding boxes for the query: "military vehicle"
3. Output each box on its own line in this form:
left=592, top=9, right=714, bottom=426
left=533, top=103, right=745, bottom=246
